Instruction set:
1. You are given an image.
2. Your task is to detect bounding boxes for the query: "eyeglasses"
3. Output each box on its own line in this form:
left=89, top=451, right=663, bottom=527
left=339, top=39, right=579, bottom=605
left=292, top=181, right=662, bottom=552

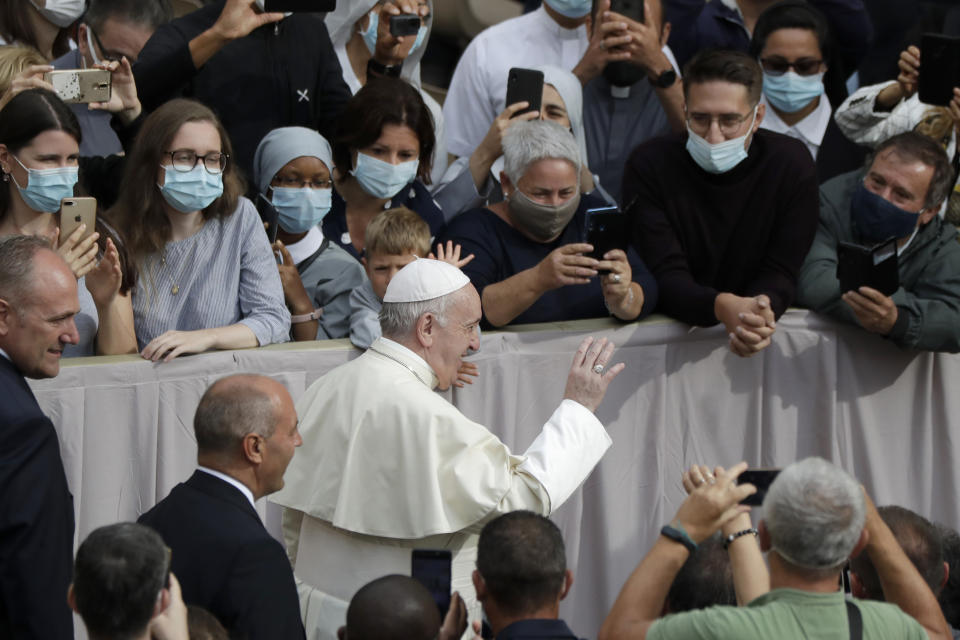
left=87, top=24, right=126, bottom=63
left=164, top=150, right=229, bottom=175
left=686, top=111, right=753, bottom=137
left=759, top=57, right=824, bottom=77
left=271, top=176, right=333, bottom=190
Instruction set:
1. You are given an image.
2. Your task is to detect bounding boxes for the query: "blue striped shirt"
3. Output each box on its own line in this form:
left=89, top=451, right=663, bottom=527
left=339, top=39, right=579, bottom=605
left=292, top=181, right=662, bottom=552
left=132, top=197, right=290, bottom=349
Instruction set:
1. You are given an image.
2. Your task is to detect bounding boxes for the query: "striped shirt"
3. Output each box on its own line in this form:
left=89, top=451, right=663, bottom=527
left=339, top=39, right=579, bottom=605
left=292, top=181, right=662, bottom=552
left=132, top=197, right=290, bottom=349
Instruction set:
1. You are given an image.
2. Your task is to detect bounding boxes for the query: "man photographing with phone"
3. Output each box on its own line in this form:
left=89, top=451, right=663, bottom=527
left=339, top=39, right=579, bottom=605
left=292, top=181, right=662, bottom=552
left=599, top=458, right=952, bottom=640
left=798, top=132, right=960, bottom=352
left=134, top=0, right=351, bottom=184
left=578, top=0, right=685, bottom=204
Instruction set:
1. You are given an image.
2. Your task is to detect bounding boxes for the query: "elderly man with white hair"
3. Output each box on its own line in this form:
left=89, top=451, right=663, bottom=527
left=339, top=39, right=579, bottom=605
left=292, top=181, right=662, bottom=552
left=599, top=457, right=953, bottom=640
left=272, top=258, right=625, bottom=639
left=439, top=119, right=656, bottom=327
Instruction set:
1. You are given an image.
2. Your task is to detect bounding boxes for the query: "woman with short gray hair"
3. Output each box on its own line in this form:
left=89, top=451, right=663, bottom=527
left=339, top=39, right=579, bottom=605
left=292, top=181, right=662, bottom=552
left=438, top=120, right=657, bottom=327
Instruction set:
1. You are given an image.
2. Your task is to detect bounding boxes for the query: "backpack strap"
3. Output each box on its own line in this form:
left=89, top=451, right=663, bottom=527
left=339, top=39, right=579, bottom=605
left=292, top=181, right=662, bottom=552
left=846, top=599, right=863, bottom=640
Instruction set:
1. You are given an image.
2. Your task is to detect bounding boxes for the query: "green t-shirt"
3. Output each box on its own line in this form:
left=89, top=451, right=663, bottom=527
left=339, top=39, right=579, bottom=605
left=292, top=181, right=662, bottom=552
left=647, top=588, right=927, bottom=640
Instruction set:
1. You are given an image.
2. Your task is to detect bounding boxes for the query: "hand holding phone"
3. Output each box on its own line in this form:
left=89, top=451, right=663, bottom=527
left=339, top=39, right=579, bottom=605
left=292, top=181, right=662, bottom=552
left=837, top=238, right=899, bottom=297
left=918, top=34, right=960, bottom=107
left=585, top=206, right=628, bottom=266
left=390, top=14, right=421, bottom=37
left=505, top=68, right=544, bottom=119
left=411, top=549, right=452, bottom=619
left=737, top=469, right=781, bottom=506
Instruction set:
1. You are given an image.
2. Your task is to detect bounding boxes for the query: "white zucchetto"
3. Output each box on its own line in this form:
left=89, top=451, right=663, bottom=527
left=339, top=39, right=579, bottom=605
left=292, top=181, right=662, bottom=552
left=383, top=259, right=470, bottom=303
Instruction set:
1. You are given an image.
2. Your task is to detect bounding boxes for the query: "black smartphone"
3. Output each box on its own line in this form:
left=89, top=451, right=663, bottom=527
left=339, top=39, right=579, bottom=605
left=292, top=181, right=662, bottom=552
left=918, top=33, right=960, bottom=107
left=262, top=0, right=336, bottom=12
left=257, top=193, right=281, bottom=247
left=505, top=68, right=544, bottom=118
left=390, top=14, right=421, bottom=37
left=585, top=206, right=629, bottom=271
left=411, top=549, right=452, bottom=618
left=837, top=238, right=899, bottom=297
left=738, top=469, right=781, bottom=506
left=610, top=0, right=644, bottom=23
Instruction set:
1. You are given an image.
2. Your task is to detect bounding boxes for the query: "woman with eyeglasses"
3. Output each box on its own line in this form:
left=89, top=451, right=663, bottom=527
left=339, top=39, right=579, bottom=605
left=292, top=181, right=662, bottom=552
left=252, top=126, right=366, bottom=342
left=109, top=98, right=290, bottom=362
left=748, top=0, right=865, bottom=182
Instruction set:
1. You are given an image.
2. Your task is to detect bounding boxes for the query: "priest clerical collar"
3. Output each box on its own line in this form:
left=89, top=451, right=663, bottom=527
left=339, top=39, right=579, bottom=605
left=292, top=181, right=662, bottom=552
left=369, top=338, right=440, bottom=389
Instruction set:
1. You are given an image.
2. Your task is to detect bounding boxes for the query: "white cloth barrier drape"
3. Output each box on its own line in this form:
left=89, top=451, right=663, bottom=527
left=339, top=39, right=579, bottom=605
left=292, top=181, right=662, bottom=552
left=29, top=309, right=960, bottom=638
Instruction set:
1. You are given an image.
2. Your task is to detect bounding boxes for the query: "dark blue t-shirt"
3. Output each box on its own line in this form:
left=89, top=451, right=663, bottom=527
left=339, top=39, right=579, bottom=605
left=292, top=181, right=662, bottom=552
left=439, top=193, right=658, bottom=327
left=322, top=180, right=446, bottom=261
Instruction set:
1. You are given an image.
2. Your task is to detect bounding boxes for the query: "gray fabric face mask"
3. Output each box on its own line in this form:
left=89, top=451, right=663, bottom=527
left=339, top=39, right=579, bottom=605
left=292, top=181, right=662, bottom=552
left=508, top=189, right=581, bottom=242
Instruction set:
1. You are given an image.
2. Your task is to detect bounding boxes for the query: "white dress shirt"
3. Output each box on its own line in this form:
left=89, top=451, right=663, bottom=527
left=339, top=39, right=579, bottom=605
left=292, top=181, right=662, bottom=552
left=197, top=466, right=256, bottom=510
left=442, top=7, right=589, bottom=158
left=759, top=93, right=832, bottom=160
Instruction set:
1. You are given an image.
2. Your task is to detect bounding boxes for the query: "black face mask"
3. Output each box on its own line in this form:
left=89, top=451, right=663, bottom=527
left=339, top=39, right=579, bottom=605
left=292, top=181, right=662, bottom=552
left=603, top=61, right=645, bottom=88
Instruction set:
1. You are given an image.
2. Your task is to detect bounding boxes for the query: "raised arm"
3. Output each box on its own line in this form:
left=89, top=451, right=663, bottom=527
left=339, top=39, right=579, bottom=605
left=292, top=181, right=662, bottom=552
left=862, top=491, right=952, bottom=640
left=599, top=463, right=755, bottom=640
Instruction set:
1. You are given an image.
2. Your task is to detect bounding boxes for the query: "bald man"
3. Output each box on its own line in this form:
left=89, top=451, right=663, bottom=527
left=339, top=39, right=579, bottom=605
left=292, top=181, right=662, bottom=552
left=339, top=575, right=444, bottom=640
left=0, top=235, right=79, bottom=639
left=138, top=374, right=305, bottom=640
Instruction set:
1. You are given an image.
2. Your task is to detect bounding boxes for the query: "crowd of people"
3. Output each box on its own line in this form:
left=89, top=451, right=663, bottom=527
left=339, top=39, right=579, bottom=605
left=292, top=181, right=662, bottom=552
left=2, top=0, right=960, bottom=638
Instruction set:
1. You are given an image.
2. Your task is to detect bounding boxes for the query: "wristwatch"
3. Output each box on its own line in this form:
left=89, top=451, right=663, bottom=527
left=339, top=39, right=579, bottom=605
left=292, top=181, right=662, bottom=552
left=367, top=57, right=402, bottom=79
left=649, top=68, right=677, bottom=89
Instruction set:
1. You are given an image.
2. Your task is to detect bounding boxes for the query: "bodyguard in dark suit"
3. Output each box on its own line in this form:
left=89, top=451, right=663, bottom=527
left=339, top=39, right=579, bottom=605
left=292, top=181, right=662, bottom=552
left=139, top=374, right=305, bottom=640
left=0, top=237, right=80, bottom=639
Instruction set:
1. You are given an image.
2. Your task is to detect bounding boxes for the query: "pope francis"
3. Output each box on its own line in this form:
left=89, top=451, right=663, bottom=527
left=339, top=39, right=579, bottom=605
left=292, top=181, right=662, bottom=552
left=271, top=259, right=625, bottom=639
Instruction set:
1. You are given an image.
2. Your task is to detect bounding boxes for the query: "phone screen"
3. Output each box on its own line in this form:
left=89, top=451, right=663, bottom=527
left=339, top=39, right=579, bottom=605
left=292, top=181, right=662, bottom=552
left=411, top=549, right=452, bottom=618
left=737, top=469, right=781, bottom=506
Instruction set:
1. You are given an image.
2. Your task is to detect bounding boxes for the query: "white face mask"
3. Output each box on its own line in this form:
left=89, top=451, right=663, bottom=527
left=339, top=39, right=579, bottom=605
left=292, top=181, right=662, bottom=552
left=29, top=0, right=85, bottom=28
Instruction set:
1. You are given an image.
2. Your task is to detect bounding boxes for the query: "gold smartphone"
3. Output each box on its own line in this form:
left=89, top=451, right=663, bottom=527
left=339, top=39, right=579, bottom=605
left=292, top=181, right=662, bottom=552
left=59, top=197, right=97, bottom=245
left=43, top=69, right=111, bottom=104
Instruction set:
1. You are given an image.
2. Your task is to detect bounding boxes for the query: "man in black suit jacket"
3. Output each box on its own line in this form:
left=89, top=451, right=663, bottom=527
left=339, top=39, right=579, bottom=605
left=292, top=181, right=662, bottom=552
left=0, top=236, right=80, bottom=639
left=139, top=374, right=305, bottom=639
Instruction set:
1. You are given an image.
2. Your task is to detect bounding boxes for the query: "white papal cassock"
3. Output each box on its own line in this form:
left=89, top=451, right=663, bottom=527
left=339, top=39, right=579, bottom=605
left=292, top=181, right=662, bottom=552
left=271, top=337, right=612, bottom=640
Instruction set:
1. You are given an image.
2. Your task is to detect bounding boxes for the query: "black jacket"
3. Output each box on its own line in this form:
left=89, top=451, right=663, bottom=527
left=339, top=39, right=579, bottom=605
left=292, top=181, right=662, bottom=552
left=0, top=356, right=74, bottom=639
left=138, top=470, right=305, bottom=640
left=134, top=2, right=351, bottom=184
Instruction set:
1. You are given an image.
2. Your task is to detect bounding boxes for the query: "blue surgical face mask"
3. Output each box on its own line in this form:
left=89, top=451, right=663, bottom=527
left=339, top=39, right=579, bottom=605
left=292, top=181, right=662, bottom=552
left=361, top=11, right=428, bottom=56
left=271, top=186, right=332, bottom=233
left=763, top=70, right=825, bottom=114
left=851, top=181, right=921, bottom=244
left=157, top=164, right=224, bottom=214
left=350, top=152, right=419, bottom=199
left=685, top=107, right=758, bottom=174
left=544, top=0, right=592, bottom=18
left=10, top=155, right=78, bottom=213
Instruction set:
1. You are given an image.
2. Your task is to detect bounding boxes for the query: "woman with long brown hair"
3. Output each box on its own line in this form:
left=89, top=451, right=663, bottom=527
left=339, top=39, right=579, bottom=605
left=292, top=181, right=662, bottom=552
left=0, top=87, right=136, bottom=356
left=109, top=98, right=289, bottom=362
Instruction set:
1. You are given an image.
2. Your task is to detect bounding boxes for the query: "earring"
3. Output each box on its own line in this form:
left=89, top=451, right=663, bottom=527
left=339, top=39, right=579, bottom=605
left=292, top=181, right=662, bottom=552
left=2, top=173, right=8, bottom=183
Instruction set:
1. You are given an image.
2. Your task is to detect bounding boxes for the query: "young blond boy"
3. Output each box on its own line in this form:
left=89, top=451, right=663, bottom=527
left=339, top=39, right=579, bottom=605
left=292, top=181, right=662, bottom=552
left=349, top=208, right=476, bottom=383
